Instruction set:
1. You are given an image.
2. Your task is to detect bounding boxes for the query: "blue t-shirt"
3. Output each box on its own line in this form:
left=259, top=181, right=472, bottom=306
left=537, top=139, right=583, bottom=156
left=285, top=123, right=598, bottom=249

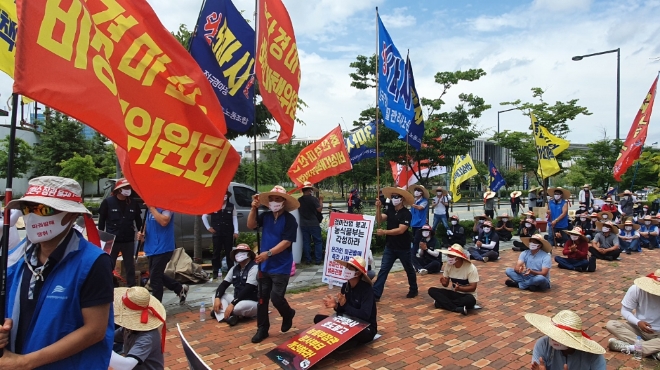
left=411, top=197, right=428, bottom=228
left=144, top=209, right=174, bottom=256
left=640, top=224, right=658, bottom=236
left=532, top=336, right=605, bottom=370
left=548, top=199, right=568, bottom=228
left=519, top=249, right=552, bottom=281
left=257, top=211, right=298, bottom=274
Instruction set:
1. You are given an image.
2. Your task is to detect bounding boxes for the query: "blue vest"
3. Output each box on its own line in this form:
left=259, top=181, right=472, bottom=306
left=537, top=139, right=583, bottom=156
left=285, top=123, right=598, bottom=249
left=144, top=208, right=175, bottom=256
left=549, top=199, right=568, bottom=228
left=261, top=212, right=294, bottom=274
left=6, top=231, right=113, bottom=369
left=411, top=197, right=428, bottom=228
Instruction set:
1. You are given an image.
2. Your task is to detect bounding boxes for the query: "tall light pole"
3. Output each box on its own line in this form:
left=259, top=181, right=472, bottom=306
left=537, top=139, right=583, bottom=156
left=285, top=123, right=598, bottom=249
left=497, top=107, right=518, bottom=134
left=572, top=48, right=621, bottom=139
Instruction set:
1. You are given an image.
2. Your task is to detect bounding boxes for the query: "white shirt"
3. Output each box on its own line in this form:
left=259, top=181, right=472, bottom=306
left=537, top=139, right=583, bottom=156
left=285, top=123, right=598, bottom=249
left=621, top=285, right=660, bottom=331
left=202, top=203, right=239, bottom=234
left=432, top=194, right=451, bottom=215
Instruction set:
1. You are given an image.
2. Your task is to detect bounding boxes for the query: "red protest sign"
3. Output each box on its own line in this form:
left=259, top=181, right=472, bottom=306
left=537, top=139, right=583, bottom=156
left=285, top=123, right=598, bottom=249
left=287, top=126, right=352, bottom=188
left=256, top=0, right=301, bottom=144
left=266, top=315, right=369, bottom=370
left=14, top=0, right=240, bottom=214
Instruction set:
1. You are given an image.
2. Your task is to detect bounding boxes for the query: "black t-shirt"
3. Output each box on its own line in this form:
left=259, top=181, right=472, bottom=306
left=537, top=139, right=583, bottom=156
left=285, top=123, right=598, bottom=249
left=477, top=230, right=500, bottom=253
left=297, top=194, right=320, bottom=227
left=385, top=205, right=411, bottom=250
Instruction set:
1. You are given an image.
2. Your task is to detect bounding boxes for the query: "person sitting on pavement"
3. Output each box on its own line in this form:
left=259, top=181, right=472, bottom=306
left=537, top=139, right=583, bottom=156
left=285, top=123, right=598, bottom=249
left=212, top=244, right=258, bottom=326
left=409, top=185, right=430, bottom=237
left=636, top=205, right=653, bottom=223
left=526, top=310, right=606, bottom=369
left=412, top=224, right=442, bottom=275
left=546, top=187, right=570, bottom=248
left=575, top=202, right=589, bottom=217
left=573, top=213, right=595, bottom=241
left=483, top=190, right=496, bottom=219
left=110, top=287, right=166, bottom=370
left=505, top=234, right=552, bottom=292
left=512, top=217, right=537, bottom=252
left=495, top=213, right=513, bottom=241
left=472, top=214, right=490, bottom=243
left=639, top=215, right=659, bottom=250
left=555, top=228, right=595, bottom=272
left=469, top=220, right=499, bottom=263
left=618, top=219, right=641, bottom=255
left=516, top=211, right=535, bottom=235
left=606, top=269, right=660, bottom=360
left=589, top=221, right=622, bottom=261
left=318, top=256, right=377, bottom=347
left=428, top=245, right=478, bottom=316
left=443, top=215, right=466, bottom=248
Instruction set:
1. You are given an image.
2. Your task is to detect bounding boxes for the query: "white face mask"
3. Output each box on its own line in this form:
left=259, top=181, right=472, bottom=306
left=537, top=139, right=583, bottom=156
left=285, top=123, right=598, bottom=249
left=482, top=227, right=491, bottom=233
left=645, top=221, right=652, bottom=226
left=120, top=189, right=132, bottom=197
left=580, top=217, right=586, bottom=221
left=269, top=201, right=284, bottom=212
left=579, top=206, right=585, bottom=210
left=224, top=195, right=228, bottom=202
left=570, top=235, right=579, bottom=241
left=502, top=218, right=508, bottom=222
left=625, top=226, right=632, bottom=231
left=24, top=212, right=72, bottom=243
left=446, top=257, right=457, bottom=265
left=529, top=243, right=540, bottom=251
left=414, top=190, right=422, bottom=197
left=644, top=208, right=649, bottom=212
left=550, top=339, right=569, bottom=351
left=602, top=227, right=610, bottom=233
left=591, top=219, right=597, bottom=223
left=451, top=220, right=458, bottom=225
left=422, top=231, right=430, bottom=237
left=436, top=192, right=442, bottom=195
left=235, top=252, right=249, bottom=263
left=525, top=223, right=531, bottom=228
left=478, top=219, right=484, bottom=224
left=554, top=194, right=562, bottom=200
left=343, top=269, right=357, bottom=279
left=391, top=198, right=402, bottom=206
left=602, top=215, right=608, bottom=219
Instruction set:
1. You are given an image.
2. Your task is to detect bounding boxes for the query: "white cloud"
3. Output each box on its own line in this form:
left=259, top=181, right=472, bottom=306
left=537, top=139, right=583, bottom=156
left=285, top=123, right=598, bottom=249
left=380, top=7, right=416, bottom=29
left=532, top=0, right=593, bottom=12
left=491, top=58, right=534, bottom=74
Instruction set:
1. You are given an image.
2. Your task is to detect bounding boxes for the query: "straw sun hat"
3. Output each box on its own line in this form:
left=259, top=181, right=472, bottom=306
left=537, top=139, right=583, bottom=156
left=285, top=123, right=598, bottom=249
left=409, top=184, right=430, bottom=199
left=521, top=234, right=552, bottom=253
left=563, top=227, right=588, bottom=243
left=595, top=221, right=619, bottom=234
left=548, top=187, right=571, bottom=200
left=334, top=256, right=372, bottom=285
left=258, top=185, right=300, bottom=212
left=440, top=244, right=471, bottom=263
left=524, top=310, right=605, bottom=355
left=510, top=191, right=522, bottom=198
left=114, top=287, right=167, bottom=351
left=597, top=211, right=613, bottom=221
left=634, top=269, right=660, bottom=297
left=483, top=190, right=496, bottom=200
left=382, top=187, right=415, bottom=206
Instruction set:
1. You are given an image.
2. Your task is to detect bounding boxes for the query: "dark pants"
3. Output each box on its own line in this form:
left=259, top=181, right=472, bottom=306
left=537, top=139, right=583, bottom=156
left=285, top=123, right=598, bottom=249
left=512, top=240, right=528, bottom=251
left=485, top=210, right=494, bottom=219
left=468, top=247, right=499, bottom=261
left=313, top=315, right=376, bottom=347
left=428, top=287, right=476, bottom=311
left=589, top=246, right=621, bottom=261
left=373, top=246, right=418, bottom=299
left=554, top=256, right=589, bottom=271
left=257, top=272, right=293, bottom=331
left=301, top=225, right=323, bottom=264
left=110, top=241, right=136, bottom=287
left=497, top=231, right=512, bottom=242
left=640, top=236, right=658, bottom=249
left=411, top=256, right=442, bottom=274
left=212, top=233, right=234, bottom=277
left=148, top=251, right=183, bottom=302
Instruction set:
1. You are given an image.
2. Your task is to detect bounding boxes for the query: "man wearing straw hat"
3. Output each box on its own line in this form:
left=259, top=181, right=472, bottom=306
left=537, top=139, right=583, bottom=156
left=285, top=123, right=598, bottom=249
left=578, top=184, right=594, bottom=209
left=618, top=189, right=635, bottom=221
left=505, top=234, right=552, bottom=292
left=110, top=287, right=166, bottom=370
left=412, top=224, right=442, bottom=275
left=98, top=178, right=143, bottom=287
left=618, top=219, right=641, bottom=254
left=248, top=186, right=299, bottom=343
left=495, top=213, right=513, bottom=242
left=572, top=212, right=595, bottom=241
left=606, top=269, right=660, bottom=360
left=469, top=220, right=499, bottom=263
left=212, top=244, right=258, bottom=326
left=428, top=244, right=479, bottom=315
left=297, top=181, right=324, bottom=265
left=555, top=228, right=595, bottom=272
left=431, top=187, right=451, bottom=231
left=512, top=215, right=537, bottom=252
left=589, top=221, right=621, bottom=261
left=443, top=214, right=466, bottom=248
left=639, top=215, right=659, bottom=250
left=546, top=187, right=570, bottom=248
left=510, top=191, right=523, bottom=218
left=483, top=190, right=496, bottom=219
left=0, top=176, right=114, bottom=368
left=525, top=310, right=606, bottom=369
left=317, top=256, right=377, bottom=347
left=472, top=214, right=491, bottom=243
left=373, top=187, right=418, bottom=300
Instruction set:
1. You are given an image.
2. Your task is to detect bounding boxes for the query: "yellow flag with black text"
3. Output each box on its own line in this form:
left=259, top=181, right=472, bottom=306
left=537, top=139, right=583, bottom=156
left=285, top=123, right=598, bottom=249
left=0, top=0, right=17, bottom=78
left=450, top=154, right=478, bottom=202
left=531, top=113, right=569, bottom=178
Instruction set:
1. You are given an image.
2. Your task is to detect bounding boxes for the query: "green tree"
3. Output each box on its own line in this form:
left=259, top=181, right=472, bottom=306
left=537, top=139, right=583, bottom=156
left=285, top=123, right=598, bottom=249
left=619, top=148, right=660, bottom=190
left=58, top=153, right=103, bottom=201
left=571, top=139, right=622, bottom=193
left=32, top=108, right=89, bottom=177
left=171, top=24, right=193, bottom=50
left=0, top=136, right=33, bottom=178
left=501, top=168, right=522, bottom=190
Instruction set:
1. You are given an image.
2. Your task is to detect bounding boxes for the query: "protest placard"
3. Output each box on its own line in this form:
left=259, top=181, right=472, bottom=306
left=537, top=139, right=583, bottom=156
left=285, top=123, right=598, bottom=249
left=322, top=212, right=375, bottom=287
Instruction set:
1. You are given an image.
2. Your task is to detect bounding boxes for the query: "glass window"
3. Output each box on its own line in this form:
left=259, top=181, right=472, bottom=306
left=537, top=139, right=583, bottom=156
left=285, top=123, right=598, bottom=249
left=233, top=186, right=255, bottom=207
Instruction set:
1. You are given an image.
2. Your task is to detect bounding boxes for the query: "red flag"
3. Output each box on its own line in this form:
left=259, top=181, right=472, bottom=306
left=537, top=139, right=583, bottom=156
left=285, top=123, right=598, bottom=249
left=287, top=126, right=351, bottom=187
left=613, top=75, right=658, bottom=181
left=14, top=0, right=240, bottom=214
left=390, top=161, right=417, bottom=188
left=256, top=0, right=300, bottom=144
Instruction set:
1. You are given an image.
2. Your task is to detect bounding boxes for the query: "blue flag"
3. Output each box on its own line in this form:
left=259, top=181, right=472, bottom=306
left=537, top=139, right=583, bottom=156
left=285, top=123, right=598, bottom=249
left=400, top=56, right=424, bottom=149
left=189, top=0, right=255, bottom=133
left=489, top=159, right=506, bottom=192
left=378, top=15, right=416, bottom=146
left=344, top=121, right=382, bottom=165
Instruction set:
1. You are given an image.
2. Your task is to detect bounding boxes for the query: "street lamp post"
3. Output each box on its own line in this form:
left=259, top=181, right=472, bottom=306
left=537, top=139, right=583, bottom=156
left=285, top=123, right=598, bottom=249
left=571, top=48, right=621, bottom=139
left=497, top=107, right=518, bottom=134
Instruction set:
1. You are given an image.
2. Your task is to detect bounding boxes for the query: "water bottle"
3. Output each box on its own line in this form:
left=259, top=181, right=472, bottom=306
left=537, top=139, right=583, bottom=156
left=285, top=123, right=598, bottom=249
left=633, top=336, right=642, bottom=360
left=199, top=302, right=206, bottom=322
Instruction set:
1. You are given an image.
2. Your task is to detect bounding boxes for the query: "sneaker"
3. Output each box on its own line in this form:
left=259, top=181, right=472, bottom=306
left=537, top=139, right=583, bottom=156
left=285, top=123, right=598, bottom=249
left=281, top=309, right=295, bottom=332
left=505, top=279, right=518, bottom=288
left=406, top=290, right=418, bottom=298
left=626, top=249, right=631, bottom=255
left=651, top=351, right=660, bottom=361
left=226, top=315, right=239, bottom=327
left=528, top=285, right=540, bottom=292
left=482, top=257, right=489, bottom=263
left=419, top=269, right=428, bottom=275
left=512, top=246, right=521, bottom=252
left=251, top=328, right=269, bottom=343
left=178, top=284, right=189, bottom=305
left=608, top=338, right=631, bottom=354
left=454, top=306, right=468, bottom=316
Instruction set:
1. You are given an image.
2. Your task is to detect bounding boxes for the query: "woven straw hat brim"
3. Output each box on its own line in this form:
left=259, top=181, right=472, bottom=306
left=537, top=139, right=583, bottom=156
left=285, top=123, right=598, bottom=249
left=483, top=192, right=496, bottom=199
left=6, top=196, right=91, bottom=215
left=382, top=187, right=415, bottom=206
left=258, top=191, right=300, bottom=212
left=510, top=191, right=522, bottom=198
left=409, top=185, right=430, bottom=199
left=562, top=229, right=588, bottom=243
left=618, top=223, right=641, bottom=231
left=435, top=189, right=448, bottom=196
left=548, top=187, right=571, bottom=200
left=439, top=246, right=472, bottom=263
left=597, top=211, right=614, bottom=220
left=521, top=236, right=552, bottom=253
left=634, top=277, right=660, bottom=296
left=114, top=288, right=167, bottom=332
left=334, top=260, right=372, bottom=285
left=595, top=222, right=619, bottom=234
left=473, top=215, right=492, bottom=222
left=524, top=313, right=605, bottom=354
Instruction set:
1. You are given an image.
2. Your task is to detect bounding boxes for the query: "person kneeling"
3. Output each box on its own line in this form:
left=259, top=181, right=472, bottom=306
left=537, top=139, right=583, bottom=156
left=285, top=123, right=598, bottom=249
left=469, top=220, right=499, bottom=263
left=505, top=235, right=552, bottom=292
left=317, top=256, right=377, bottom=347
left=412, top=224, right=443, bottom=275
left=428, top=245, right=479, bottom=316
left=555, top=227, right=595, bottom=272
left=212, top=244, right=258, bottom=326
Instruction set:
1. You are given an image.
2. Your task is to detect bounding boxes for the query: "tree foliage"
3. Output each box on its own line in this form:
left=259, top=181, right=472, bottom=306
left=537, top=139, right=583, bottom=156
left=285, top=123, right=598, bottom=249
left=0, top=136, right=33, bottom=179
left=565, top=139, right=622, bottom=193
left=501, top=168, right=523, bottom=190
left=58, top=153, right=103, bottom=200
left=32, top=108, right=89, bottom=177
left=621, top=148, right=660, bottom=190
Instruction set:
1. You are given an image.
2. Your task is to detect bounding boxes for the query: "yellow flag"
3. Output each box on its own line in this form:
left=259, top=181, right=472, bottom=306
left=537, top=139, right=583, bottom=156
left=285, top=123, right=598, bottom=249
left=531, top=113, right=568, bottom=178
left=0, top=0, right=17, bottom=79
left=449, top=154, right=479, bottom=202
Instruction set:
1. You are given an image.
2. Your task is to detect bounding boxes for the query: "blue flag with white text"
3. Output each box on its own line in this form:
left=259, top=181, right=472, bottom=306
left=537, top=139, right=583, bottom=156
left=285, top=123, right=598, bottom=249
left=401, top=56, right=424, bottom=149
left=344, top=121, right=382, bottom=164
left=489, top=159, right=506, bottom=192
left=190, top=0, right=255, bottom=132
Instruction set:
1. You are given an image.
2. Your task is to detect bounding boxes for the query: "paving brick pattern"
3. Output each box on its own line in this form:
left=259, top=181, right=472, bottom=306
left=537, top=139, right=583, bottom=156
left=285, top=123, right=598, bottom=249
left=163, top=248, right=660, bottom=369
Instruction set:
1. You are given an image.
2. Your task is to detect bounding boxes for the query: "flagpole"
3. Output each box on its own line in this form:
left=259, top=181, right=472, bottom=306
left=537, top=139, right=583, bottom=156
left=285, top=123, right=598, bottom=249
left=375, top=7, right=380, bottom=195
left=531, top=115, right=547, bottom=206
left=0, top=93, right=19, bottom=357
left=253, top=0, right=262, bottom=259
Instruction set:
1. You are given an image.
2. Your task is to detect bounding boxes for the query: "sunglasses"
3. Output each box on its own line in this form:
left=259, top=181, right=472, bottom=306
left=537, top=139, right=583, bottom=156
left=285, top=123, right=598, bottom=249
left=391, top=195, right=402, bottom=199
left=21, top=203, right=60, bottom=217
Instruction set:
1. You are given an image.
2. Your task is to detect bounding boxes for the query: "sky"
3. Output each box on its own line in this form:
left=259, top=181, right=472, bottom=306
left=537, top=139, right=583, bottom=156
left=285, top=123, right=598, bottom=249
left=3, top=0, right=660, bottom=153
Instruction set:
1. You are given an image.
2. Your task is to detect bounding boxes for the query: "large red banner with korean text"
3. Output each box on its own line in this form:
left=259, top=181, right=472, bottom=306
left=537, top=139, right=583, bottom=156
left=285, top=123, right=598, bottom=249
left=266, top=314, right=369, bottom=370
left=613, top=75, right=658, bottom=181
left=287, top=126, right=352, bottom=188
left=14, top=0, right=240, bottom=214
left=256, top=0, right=300, bottom=144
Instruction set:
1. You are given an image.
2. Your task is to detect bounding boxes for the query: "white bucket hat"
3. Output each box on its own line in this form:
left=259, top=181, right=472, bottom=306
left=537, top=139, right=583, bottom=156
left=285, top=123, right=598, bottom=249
left=6, top=176, right=90, bottom=214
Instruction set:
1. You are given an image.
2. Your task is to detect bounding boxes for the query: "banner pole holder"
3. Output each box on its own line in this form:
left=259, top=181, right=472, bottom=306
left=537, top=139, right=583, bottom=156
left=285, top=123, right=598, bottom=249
left=374, top=7, right=380, bottom=198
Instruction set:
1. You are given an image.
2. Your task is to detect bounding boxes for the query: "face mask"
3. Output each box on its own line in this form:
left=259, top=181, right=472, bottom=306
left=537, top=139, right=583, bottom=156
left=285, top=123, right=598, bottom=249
left=625, top=226, right=632, bottom=231
left=502, top=218, right=508, bottom=222
left=579, top=207, right=585, bottom=210
left=391, top=198, right=402, bottom=206
left=570, top=235, right=579, bottom=241
left=602, top=227, right=610, bottom=233
left=580, top=217, right=586, bottom=221
left=602, top=215, right=608, bottom=219
left=269, top=201, right=284, bottom=213
left=478, top=219, right=484, bottom=224
left=224, top=195, right=228, bottom=201
left=525, top=223, right=531, bottom=228
left=343, top=269, right=357, bottom=279
left=235, top=252, right=249, bottom=263
left=644, top=208, right=649, bottom=212
left=446, top=257, right=457, bottom=265
left=645, top=221, right=652, bottom=226
left=550, top=339, right=568, bottom=351
left=529, top=243, right=540, bottom=251
left=554, top=194, right=562, bottom=200
left=436, top=192, right=442, bottom=195
left=120, top=189, right=132, bottom=197
left=483, top=227, right=491, bottom=233
left=591, top=218, right=597, bottom=222
left=24, top=212, right=71, bottom=243
left=451, top=220, right=458, bottom=225
left=414, top=191, right=422, bottom=197
left=422, top=231, right=430, bottom=237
